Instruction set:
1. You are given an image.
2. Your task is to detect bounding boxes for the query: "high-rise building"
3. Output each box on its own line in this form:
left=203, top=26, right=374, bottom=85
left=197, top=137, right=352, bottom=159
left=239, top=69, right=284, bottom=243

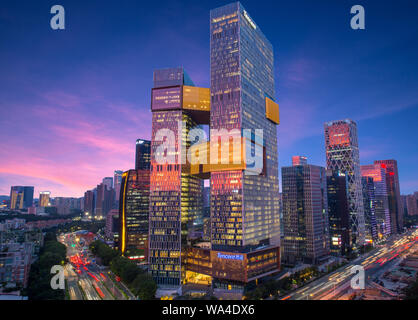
left=324, top=119, right=365, bottom=249
left=9, top=186, right=34, bottom=209
left=292, top=156, right=307, bottom=166
left=361, top=164, right=391, bottom=237
left=326, top=170, right=351, bottom=256
left=135, top=139, right=151, bottom=170
left=209, top=2, right=280, bottom=294
left=83, top=190, right=95, bottom=217
left=119, top=169, right=150, bottom=260
left=361, top=176, right=378, bottom=243
left=102, top=177, right=113, bottom=191
left=374, top=160, right=403, bottom=233
left=406, top=194, right=418, bottom=216
left=39, top=191, right=50, bottom=207
left=114, top=170, right=123, bottom=204
left=282, top=159, right=329, bottom=265
left=148, top=3, right=281, bottom=295
left=54, top=197, right=83, bottom=215
left=148, top=66, right=207, bottom=288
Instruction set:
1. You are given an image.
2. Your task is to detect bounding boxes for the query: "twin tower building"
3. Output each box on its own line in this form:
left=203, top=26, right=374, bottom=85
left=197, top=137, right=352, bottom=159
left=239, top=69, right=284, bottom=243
left=119, top=2, right=281, bottom=296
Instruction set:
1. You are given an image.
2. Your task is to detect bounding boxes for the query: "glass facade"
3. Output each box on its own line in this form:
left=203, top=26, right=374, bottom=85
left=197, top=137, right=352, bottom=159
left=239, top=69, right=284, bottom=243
left=326, top=170, right=351, bottom=256
left=149, top=68, right=206, bottom=287
left=374, top=160, right=403, bottom=234
left=210, top=2, right=280, bottom=259
left=324, top=119, right=365, bottom=249
left=361, top=164, right=391, bottom=237
left=282, top=163, right=329, bottom=265
left=119, top=169, right=150, bottom=258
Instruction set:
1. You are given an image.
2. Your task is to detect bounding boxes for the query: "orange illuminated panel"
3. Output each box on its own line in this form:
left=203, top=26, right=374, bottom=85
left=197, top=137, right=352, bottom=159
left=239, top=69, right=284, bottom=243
left=265, top=97, right=279, bottom=124
left=328, top=124, right=350, bottom=147
left=182, top=86, right=210, bottom=111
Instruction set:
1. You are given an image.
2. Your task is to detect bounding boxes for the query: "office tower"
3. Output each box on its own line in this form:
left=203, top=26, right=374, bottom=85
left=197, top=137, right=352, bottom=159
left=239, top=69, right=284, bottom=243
left=114, top=170, right=123, bottom=204
left=361, top=177, right=378, bottom=243
left=119, top=169, right=150, bottom=259
left=361, top=164, right=391, bottom=237
left=327, top=170, right=351, bottom=256
left=83, top=190, right=95, bottom=217
left=94, top=182, right=114, bottom=218
left=406, top=194, right=418, bottom=216
left=135, top=139, right=151, bottom=170
left=292, top=156, right=307, bottom=166
left=102, top=177, right=113, bottom=191
left=9, top=186, right=34, bottom=209
left=148, top=66, right=207, bottom=288
left=106, top=209, right=120, bottom=242
left=374, top=160, right=403, bottom=233
left=210, top=2, right=280, bottom=294
left=282, top=159, right=329, bottom=265
left=39, top=191, right=50, bottom=207
left=324, top=119, right=365, bottom=249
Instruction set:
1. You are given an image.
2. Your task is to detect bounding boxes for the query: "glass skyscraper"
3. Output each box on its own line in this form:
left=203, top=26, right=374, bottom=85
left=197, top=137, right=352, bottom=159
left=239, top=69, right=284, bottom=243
left=324, top=119, right=365, bottom=250
left=282, top=160, right=329, bottom=265
left=210, top=2, right=280, bottom=293
left=119, top=169, right=150, bottom=259
left=374, top=160, right=403, bottom=234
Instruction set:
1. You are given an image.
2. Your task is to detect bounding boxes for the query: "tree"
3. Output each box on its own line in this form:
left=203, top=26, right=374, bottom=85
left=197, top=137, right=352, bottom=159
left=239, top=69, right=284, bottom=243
left=131, top=273, right=157, bottom=300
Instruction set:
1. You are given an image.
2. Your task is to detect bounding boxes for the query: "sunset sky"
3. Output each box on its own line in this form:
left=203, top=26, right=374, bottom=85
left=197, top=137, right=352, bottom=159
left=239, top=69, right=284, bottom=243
left=1, top=0, right=418, bottom=197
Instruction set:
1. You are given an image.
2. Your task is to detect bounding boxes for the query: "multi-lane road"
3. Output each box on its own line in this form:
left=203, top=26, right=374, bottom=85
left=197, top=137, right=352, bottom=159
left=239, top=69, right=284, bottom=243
left=282, top=228, right=418, bottom=300
left=60, top=233, right=133, bottom=300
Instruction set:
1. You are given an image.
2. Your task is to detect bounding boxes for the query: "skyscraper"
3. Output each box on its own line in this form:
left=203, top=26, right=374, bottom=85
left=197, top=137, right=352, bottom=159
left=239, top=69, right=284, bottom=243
left=39, top=191, right=50, bottom=207
left=148, top=67, right=207, bottom=288
left=292, top=156, right=308, bottom=166
left=83, top=190, right=95, bottom=217
left=361, top=176, right=378, bottom=243
left=324, top=119, right=365, bottom=249
left=209, top=2, right=280, bottom=294
left=326, top=170, right=351, bottom=256
left=406, top=194, right=418, bottom=216
left=374, top=160, right=403, bottom=233
left=135, top=139, right=151, bottom=170
left=102, top=177, right=113, bottom=191
left=114, top=170, right=123, bottom=205
left=282, top=159, right=329, bottom=265
left=361, top=164, right=391, bottom=237
left=9, top=186, right=34, bottom=209
left=119, top=169, right=150, bottom=259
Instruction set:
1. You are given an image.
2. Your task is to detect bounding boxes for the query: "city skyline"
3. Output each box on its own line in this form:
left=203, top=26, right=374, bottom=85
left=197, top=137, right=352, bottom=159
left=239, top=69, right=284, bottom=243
left=1, top=0, right=418, bottom=197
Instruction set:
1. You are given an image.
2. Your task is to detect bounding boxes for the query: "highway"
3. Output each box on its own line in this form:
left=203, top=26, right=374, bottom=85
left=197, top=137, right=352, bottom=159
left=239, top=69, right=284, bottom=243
left=282, top=228, right=418, bottom=300
left=60, top=232, right=131, bottom=300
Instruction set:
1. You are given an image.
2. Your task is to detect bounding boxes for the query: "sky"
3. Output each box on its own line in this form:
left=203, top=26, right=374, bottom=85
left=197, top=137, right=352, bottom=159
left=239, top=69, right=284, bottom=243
left=1, top=0, right=418, bottom=197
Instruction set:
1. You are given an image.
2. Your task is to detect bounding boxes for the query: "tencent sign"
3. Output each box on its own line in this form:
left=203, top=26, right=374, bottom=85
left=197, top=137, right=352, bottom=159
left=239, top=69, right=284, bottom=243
left=217, top=252, right=244, bottom=261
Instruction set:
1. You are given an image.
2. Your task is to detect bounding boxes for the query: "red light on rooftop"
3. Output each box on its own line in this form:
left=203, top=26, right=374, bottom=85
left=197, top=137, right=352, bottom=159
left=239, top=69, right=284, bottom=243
left=389, top=172, right=394, bottom=176
left=381, top=164, right=386, bottom=169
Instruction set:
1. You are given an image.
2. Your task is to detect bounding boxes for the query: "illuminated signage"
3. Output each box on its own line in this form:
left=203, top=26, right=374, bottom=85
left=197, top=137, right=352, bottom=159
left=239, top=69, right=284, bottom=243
left=243, top=10, right=256, bottom=29
left=217, top=252, right=244, bottom=261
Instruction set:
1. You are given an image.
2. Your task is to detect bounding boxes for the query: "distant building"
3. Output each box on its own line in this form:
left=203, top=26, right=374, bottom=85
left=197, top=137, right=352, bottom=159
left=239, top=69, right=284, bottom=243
left=361, top=176, right=378, bottom=243
left=54, top=197, right=83, bottom=215
left=324, top=119, right=365, bottom=249
left=406, top=194, right=418, bottom=216
left=361, top=164, right=391, bottom=237
left=83, top=190, right=95, bottom=217
left=374, top=160, right=403, bottom=233
left=113, top=170, right=123, bottom=206
left=102, top=177, right=113, bottom=191
left=94, top=183, right=114, bottom=218
left=135, top=139, right=151, bottom=170
left=9, top=186, right=34, bottom=209
left=38, top=191, right=50, bottom=207
left=282, top=159, right=329, bottom=265
left=327, top=170, right=351, bottom=256
left=292, top=156, right=307, bottom=166
left=105, top=209, right=119, bottom=243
